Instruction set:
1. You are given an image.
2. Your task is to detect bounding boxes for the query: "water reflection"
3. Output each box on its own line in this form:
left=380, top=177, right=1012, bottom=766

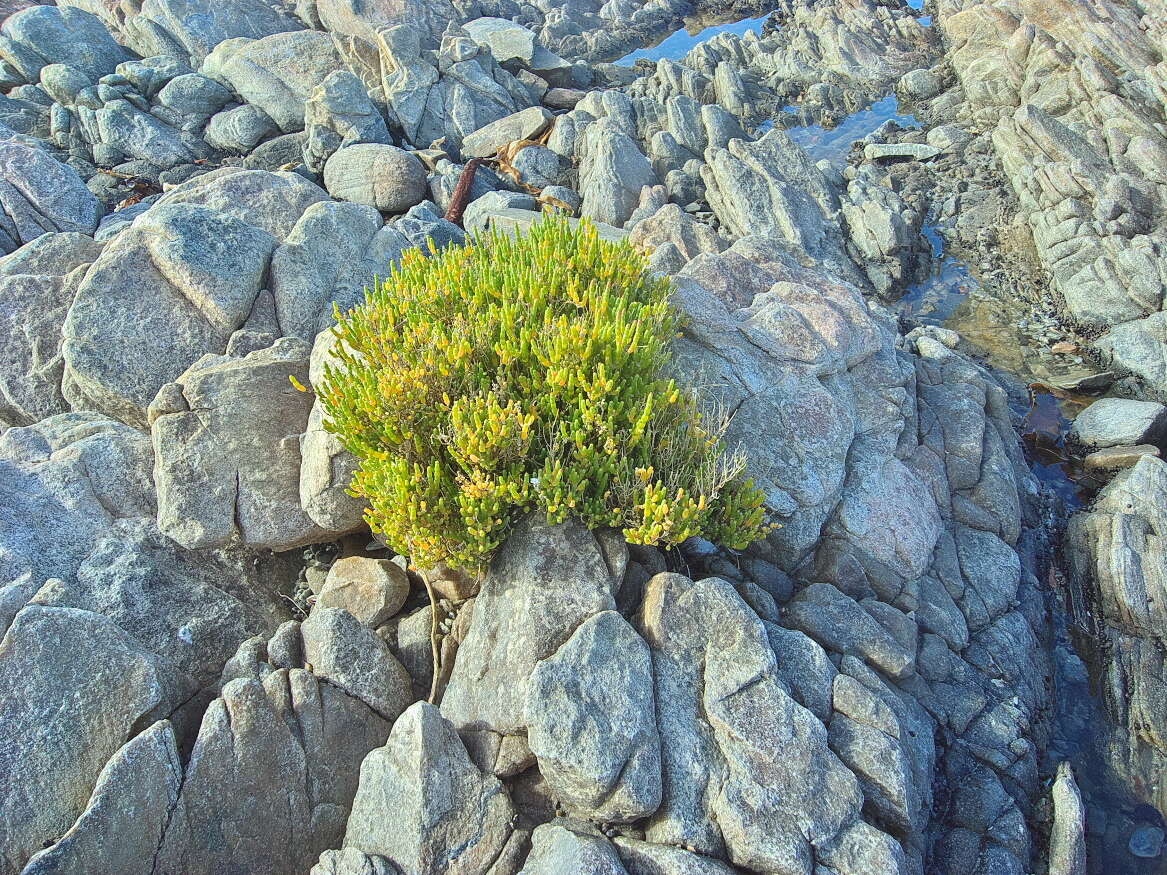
left=905, top=0, right=932, bottom=26
left=782, top=95, right=920, bottom=166
left=896, top=226, right=1092, bottom=506
left=615, top=14, right=770, bottom=65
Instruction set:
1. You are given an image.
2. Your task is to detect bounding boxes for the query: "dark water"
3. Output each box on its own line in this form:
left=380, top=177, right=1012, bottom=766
left=899, top=225, right=1090, bottom=508
left=615, top=14, right=770, bottom=65
left=894, top=222, right=1167, bottom=871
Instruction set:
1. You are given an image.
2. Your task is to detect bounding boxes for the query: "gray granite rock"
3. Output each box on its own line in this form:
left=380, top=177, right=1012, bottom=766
left=301, top=607, right=413, bottom=721
left=701, top=130, right=855, bottom=281
left=324, top=143, right=428, bottom=214
left=526, top=610, right=660, bottom=822
left=154, top=665, right=392, bottom=875
left=510, top=143, right=564, bottom=188
left=440, top=515, right=621, bottom=741
left=0, top=139, right=100, bottom=252
left=613, top=836, right=736, bottom=874
left=897, top=67, right=943, bottom=102
left=303, top=70, right=390, bottom=173
left=245, top=130, right=308, bottom=170
left=217, top=30, right=344, bottom=133
left=268, top=199, right=401, bottom=339
left=317, top=557, right=410, bottom=627
left=96, top=98, right=198, bottom=167
left=343, top=702, right=516, bottom=873
left=863, top=142, right=942, bottom=162
left=313, top=0, right=457, bottom=45
left=151, top=337, right=325, bottom=550
left=0, top=605, right=162, bottom=874
left=0, top=5, right=129, bottom=81
left=521, top=824, right=628, bottom=874
left=639, top=572, right=868, bottom=868
left=784, top=583, right=916, bottom=680
left=156, top=72, right=234, bottom=122
left=37, top=63, right=93, bottom=106
left=300, top=328, right=371, bottom=534
left=1048, top=762, right=1086, bottom=875
left=0, top=233, right=101, bottom=426
left=392, top=201, right=466, bottom=250
left=312, top=848, right=401, bottom=875
left=20, top=721, right=183, bottom=875
left=579, top=121, right=656, bottom=228
left=463, top=189, right=539, bottom=234
left=150, top=166, right=329, bottom=240
left=63, top=202, right=278, bottom=427
left=380, top=23, right=535, bottom=152
left=462, top=17, right=538, bottom=66
left=461, top=105, right=552, bottom=159
left=123, top=0, right=303, bottom=65
left=204, top=103, right=279, bottom=153
left=1070, top=398, right=1167, bottom=448
left=0, top=412, right=288, bottom=684
left=628, top=202, right=725, bottom=260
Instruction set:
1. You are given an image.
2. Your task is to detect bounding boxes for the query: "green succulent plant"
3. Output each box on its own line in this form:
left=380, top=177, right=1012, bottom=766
left=316, top=216, right=769, bottom=575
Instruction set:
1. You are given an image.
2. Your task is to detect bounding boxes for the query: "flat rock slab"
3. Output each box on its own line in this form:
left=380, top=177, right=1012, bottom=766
left=460, top=106, right=552, bottom=159
left=1084, top=444, right=1160, bottom=471
left=462, top=17, right=537, bottom=65
left=1070, top=398, right=1167, bottom=448
left=863, top=142, right=942, bottom=162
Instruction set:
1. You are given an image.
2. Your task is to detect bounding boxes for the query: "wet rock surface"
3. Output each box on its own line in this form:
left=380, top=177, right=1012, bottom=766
left=0, top=0, right=1165, bottom=873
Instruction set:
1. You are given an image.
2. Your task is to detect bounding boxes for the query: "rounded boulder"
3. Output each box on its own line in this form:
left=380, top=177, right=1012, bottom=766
left=323, top=143, right=427, bottom=214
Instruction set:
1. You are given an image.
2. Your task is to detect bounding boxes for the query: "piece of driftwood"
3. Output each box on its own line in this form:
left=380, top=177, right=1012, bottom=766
left=443, top=157, right=484, bottom=226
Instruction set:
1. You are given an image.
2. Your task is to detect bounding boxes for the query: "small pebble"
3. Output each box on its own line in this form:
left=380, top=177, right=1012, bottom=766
left=1130, top=825, right=1165, bottom=859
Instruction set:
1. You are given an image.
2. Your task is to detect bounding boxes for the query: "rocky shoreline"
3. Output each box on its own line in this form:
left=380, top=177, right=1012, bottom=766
left=1, top=0, right=1165, bottom=873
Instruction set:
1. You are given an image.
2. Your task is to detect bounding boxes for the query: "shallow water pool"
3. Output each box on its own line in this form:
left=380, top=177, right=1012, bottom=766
left=781, top=95, right=920, bottom=165
left=615, top=14, right=770, bottom=65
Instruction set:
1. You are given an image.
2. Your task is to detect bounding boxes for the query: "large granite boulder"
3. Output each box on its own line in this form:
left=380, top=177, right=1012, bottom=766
left=0, top=232, right=102, bottom=426
left=0, top=139, right=100, bottom=253
left=342, top=702, right=518, bottom=873
left=151, top=337, right=326, bottom=551
left=214, top=30, right=345, bottom=133
left=121, top=0, right=304, bottom=66
left=149, top=166, right=329, bottom=240
left=322, top=143, right=428, bottom=214
left=0, top=5, right=129, bottom=81
left=300, top=328, right=369, bottom=535
left=579, top=121, right=656, bottom=228
left=269, top=200, right=408, bottom=340
left=0, top=408, right=291, bottom=875
left=62, top=203, right=278, bottom=428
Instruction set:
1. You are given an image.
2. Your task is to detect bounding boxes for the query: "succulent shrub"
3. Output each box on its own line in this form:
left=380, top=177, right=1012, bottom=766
left=317, top=217, right=769, bottom=574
